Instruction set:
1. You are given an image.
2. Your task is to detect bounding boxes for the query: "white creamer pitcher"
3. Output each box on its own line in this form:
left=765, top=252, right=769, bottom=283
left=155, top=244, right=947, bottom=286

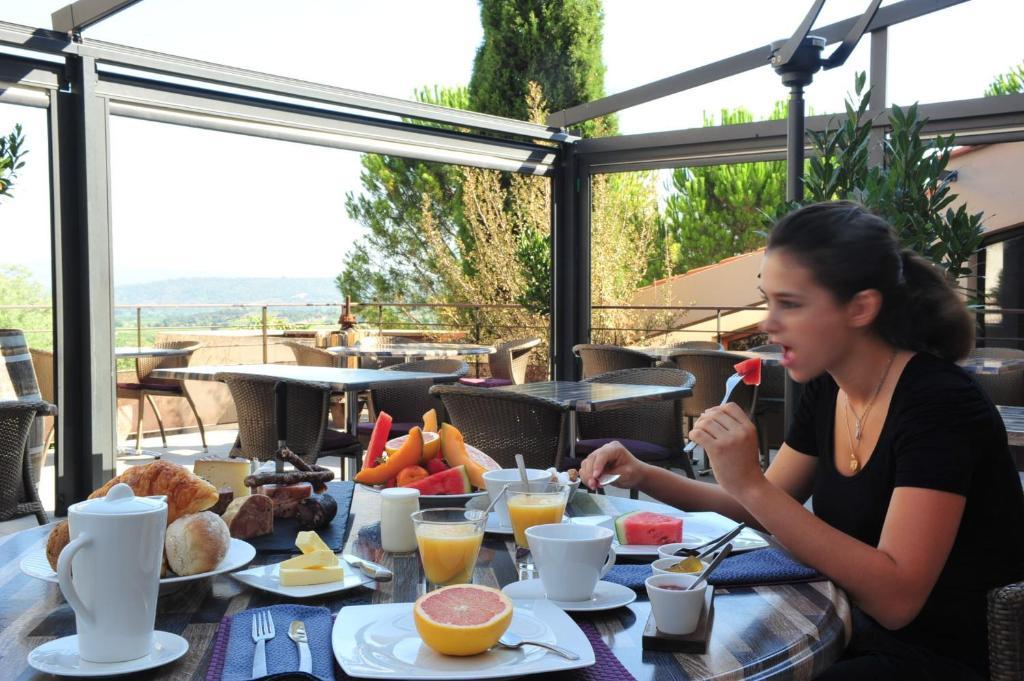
left=56, top=483, right=167, bottom=663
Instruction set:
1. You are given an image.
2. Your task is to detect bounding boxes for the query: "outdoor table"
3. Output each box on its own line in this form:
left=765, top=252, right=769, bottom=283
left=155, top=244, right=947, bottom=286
left=152, top=364, right=461, bottom=475
left=325, top=342, right=495, bottom=359
left=498, top=380, right=693, bottom=460
left=960, top=357, right=1024, bottom=375
left=998, top=405, right=1024, bottom=447
left=2, top=487, right=850, bottom=680
left=114, top=346, right=192, bottom=359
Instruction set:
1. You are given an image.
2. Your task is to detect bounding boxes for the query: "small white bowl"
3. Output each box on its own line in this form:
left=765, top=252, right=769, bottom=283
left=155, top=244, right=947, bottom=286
left=657, top=542, right=706, bottom=561
left=646, top=573, right=707, bottom=635
left=651, top=556, right=706, bottom=577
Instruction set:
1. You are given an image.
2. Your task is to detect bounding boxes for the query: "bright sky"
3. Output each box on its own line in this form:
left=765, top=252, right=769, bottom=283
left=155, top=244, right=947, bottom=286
left=0, top=0, right=1020, bottom=291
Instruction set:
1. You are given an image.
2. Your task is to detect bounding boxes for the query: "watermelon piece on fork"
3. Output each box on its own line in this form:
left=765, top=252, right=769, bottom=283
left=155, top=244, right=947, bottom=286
left=733, top=357, right=762, bottom=386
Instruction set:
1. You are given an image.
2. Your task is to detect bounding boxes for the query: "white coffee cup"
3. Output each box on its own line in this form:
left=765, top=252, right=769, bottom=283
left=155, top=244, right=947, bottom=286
left=482, top=468, right=549, bottom=526
left=526, top=523, right=616, bottom=602
left=645, top=573, right=707, bottom=635
left=57, top=483, right=167, bottom=663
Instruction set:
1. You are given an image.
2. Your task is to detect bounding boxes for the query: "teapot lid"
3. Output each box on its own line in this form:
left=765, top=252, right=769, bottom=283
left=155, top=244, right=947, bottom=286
left=70, top=483, right=166, bottom=516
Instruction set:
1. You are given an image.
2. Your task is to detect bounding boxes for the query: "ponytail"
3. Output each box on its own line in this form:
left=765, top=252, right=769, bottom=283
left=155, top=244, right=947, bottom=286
left=768, top=202, right=975, bottom=361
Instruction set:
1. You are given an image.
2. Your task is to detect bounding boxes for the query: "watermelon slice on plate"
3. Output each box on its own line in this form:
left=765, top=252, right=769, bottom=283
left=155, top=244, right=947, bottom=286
left=362, top=411, right=393, bottom=469
left=613, top=511, right=683, bottom=545
left=733, top=357, right=762, bottom=386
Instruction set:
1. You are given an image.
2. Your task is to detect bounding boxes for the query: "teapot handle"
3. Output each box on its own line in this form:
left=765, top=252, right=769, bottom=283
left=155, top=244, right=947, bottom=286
left=56, top=533, right=93, bottom=627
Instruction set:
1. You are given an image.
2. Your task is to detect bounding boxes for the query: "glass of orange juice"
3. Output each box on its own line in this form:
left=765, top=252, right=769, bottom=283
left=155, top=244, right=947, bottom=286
left=411, top=508, right=486, bottom=588
left=506, top=481, right=570, bottom=575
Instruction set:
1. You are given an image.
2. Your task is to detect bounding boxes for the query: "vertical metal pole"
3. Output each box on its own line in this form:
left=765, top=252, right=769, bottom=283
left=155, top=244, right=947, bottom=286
left=868, top=28, right=888, bottom=168
left=261, top=306, right=268, bottom=363
left=551, top=141, right=588, bottom=381
left=136, top=306, right=141, bottom=348
left=786, top=85, right=805, bottom=203
left=52, top=54, right=118, bottom=510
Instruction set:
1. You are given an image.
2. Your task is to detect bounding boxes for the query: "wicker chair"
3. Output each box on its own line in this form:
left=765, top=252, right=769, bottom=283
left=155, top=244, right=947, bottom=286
left=283, top=340, right=351, bottom=427
left=989, top=581, right=1024, bottom=681
left=971, top=348, right=1024, bottom=359
left=430, top=384, right=569, bottom=469
left=573, top=344, right=656, bottom=379
left=360, top=359, right=469, bottom=442
left=0, top=400, right=55, bottom=525
left=460, top=337, right=541, bottom=388
left=973, top=370, right=1024, bottom=407
left=750, top=344, right=785, bottom=470
left=667, top=350, right=759, bottom=472
left=216, top=372, right=360, bottom=467
left=28, top=348, right=55, bottom=479
left=576, top=368, right=697, bottom=490
left=116, top=340, right=207, bottom=452
left=672, top=340, right=724, bottom=351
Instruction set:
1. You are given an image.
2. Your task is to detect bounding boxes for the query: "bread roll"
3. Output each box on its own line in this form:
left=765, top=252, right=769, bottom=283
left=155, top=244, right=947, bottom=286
left=90, top=461, right=219, bottom=524
left=164, top=511, right=230, bottom=576
left=45, top=520, right=70, bottom=571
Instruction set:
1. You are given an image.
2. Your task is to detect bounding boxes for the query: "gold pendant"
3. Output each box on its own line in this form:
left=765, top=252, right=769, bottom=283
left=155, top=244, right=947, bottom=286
left=849, top=456, right=860, bottom=473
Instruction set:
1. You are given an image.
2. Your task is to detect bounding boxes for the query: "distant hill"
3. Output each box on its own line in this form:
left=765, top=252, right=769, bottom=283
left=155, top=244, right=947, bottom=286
left=114, top=277, right=341, bottom=306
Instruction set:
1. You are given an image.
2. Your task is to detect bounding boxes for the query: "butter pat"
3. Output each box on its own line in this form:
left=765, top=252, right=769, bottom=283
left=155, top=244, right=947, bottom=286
left=280, top=550, right=337, bottom=570
left=194, top=457, right=251, bottom=498
left=296, top=530, right=331, bottom=554
left=280, top=565, right=344, bottom=586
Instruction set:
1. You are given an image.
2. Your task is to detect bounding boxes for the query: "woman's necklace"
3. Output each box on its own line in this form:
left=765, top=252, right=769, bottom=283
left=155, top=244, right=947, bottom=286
left=841, top=349, right=897, bottom=473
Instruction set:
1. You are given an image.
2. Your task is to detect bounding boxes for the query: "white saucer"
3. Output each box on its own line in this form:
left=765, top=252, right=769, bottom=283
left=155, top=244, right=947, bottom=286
left=27, top=631, right=188, bottom=677
left=502, top=579, right=636, bottom=612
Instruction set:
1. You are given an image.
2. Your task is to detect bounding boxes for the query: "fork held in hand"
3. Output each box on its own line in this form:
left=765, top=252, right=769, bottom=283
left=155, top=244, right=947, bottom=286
left=683, top=372, right=744, bottom=455
left=251, top=609, right=276, bottom=678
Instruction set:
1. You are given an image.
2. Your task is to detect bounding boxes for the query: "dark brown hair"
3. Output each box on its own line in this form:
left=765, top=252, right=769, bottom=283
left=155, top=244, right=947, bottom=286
left=767, top=201, right=974, bottom=361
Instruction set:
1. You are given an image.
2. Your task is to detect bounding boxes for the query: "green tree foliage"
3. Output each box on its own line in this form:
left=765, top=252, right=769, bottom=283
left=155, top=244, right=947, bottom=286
left=0, top=265, right=51, bottom=349
left=0, top=124, right=26, bottom=203
left=654, top=104, right=787, bottom=279
left=804, top=73, right=983, bottom=281
left=469, top=0, right=615, bottom=138
left=985, top=61, right=1024, bottom=96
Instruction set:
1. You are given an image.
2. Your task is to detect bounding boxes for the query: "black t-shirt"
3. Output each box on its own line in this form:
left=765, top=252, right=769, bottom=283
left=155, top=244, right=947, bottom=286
left=786, top=352, right=1024, bottom=674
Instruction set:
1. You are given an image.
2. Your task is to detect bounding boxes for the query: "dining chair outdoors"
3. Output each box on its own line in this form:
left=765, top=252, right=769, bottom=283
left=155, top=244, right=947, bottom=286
left=672, top=340, right=725, bottom=351
left=573, top=344, right=656, bottom=379
left=28, top=348, right=55, bottom=481
left=430, top=384, right=569, bottom=470
left=459, top=337, right=541, bottom=388
left=284, top=340, right=349, bottom=427
left=216, top=372, right=361, bottom=466
left=989, top=580, right=1024, bottom=681
left=973, top=369, right=1024, bottom=407
left=359, top=359, right=469, bottom=442
left=116, top=340, right=208, bottom=452
left=750, top=343, right=785, bottom=470
left=971, top=347, right=1024, bottom=359
left=0, top=399, right=55, bottom=525
left=575, top=367, right=697, bottom=489
left=667, top=350, right=759, bottom=472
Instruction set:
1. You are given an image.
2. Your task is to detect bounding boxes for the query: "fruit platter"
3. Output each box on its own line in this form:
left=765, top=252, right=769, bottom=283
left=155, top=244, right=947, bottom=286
left=354, top=409, right=499, bottom=507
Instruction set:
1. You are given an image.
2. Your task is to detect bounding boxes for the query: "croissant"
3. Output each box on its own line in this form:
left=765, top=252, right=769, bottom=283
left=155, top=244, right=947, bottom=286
left=89, top=460, right=219, bottom=524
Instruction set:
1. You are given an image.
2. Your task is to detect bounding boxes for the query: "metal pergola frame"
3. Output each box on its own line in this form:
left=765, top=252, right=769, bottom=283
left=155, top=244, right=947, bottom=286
left=0, top=0, right=1019, bottom=507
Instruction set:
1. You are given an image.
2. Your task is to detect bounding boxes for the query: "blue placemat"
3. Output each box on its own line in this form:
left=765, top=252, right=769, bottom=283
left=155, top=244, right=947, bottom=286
left=247, top=481, right=354, bottom=553
left=605, top=547, right=823, bottom=590
left=213, top=604, right=334, bottom=681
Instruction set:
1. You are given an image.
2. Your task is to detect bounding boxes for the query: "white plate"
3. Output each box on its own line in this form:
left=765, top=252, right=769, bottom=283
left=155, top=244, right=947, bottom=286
left=27, top=631, right=188, bottom=677
left=502, top=579, right=636, bottom=612
left=606, top=510, right=769, bottom=556
left=615, top=532, right=711, bottom=558
left=20, top=538, right=256, bottom=585
left=231, top=555, right=373, bottom=597
left=332, top=599, right=594, bottom=679
left=358, top=483, right=487, bottom=508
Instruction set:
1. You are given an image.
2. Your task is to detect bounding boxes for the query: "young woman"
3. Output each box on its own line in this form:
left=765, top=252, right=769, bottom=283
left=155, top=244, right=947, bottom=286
left=580, top=201, right=1024, bottom=680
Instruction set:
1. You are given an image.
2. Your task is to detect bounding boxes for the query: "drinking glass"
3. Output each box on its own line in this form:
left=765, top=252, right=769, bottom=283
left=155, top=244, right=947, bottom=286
left=411, top=508, right=486, bottom=588
left=505, top=481, right=570, bottom=577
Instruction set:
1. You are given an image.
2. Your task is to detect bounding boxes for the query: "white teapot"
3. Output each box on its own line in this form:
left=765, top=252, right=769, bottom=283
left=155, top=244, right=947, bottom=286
left=57, top=483, right=167, bottom=663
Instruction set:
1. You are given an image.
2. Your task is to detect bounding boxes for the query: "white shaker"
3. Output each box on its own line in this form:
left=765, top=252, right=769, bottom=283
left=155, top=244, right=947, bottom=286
left=380, top=487, right=420, bottom=552
left=57, top=483, right=167, bottom=663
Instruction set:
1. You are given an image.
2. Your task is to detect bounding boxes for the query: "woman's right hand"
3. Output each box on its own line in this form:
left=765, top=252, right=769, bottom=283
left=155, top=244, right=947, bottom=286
left=580, top=441, right=649, bottom=491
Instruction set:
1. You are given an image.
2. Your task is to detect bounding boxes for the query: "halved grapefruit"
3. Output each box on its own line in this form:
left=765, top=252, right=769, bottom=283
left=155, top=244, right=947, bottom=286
left=413, top=584, right=513, bottom=656
left=386, top=430, right=441, bottom=462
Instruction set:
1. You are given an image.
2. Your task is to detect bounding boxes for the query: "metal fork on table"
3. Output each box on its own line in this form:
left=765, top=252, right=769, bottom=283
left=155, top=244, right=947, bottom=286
left=683, top=371, right=744, bottom=456
left=251, top=609, right=276, bottom=678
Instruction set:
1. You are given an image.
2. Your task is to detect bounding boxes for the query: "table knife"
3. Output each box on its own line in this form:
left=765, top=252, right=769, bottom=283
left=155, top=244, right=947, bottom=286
left=288, top=620, right=312, bottom=674
left=342, top=553, right=394, bottom=581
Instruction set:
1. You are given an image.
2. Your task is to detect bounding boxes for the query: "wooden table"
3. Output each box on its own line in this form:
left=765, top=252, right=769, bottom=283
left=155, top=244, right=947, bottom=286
left=498, top=380, right=694, bottom=460
left=998, top=405, right=1024, bottom=447
left=4, top=488, right=849, bottom=680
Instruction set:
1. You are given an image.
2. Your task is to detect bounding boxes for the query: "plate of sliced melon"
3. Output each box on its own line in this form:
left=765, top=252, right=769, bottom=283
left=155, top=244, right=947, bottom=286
left=354, top=412, right=496, bottom=508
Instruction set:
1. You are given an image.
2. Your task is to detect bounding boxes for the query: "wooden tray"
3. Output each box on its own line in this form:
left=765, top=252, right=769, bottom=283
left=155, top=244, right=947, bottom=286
left=642, top=586, right=714, bottom=653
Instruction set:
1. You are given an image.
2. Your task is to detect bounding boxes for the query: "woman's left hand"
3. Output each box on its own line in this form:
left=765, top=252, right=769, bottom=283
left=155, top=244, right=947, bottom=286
left=688, top=403, right=764, bottom=495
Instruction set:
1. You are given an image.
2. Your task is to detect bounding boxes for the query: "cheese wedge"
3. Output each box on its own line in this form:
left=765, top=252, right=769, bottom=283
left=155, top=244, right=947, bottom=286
left=280, top=565, right=344, bottom=586
left=280, top=550, right=337, bottom=570
left=194, top=457, right=251, bottom=498
left=296, top=530, right=331, bottom=554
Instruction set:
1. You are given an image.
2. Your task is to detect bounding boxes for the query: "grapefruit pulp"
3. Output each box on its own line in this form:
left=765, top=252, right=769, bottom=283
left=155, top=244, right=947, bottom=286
left=413, top=584, right=513, bottom=656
